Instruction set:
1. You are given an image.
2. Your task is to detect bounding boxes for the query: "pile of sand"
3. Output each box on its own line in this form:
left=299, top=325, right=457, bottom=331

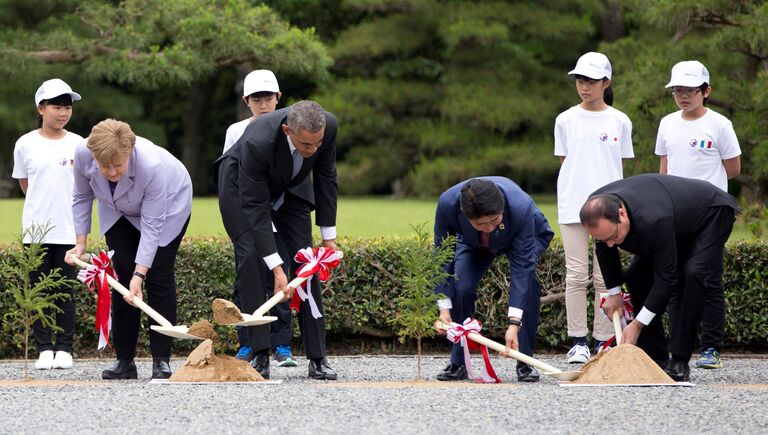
left=170, top=339, right=264, bottom=382
left=212, top=298, right=243, bottom=324
left=186, top=319, right=218, bottom=341
left=573, top=344, right=675, bottom=384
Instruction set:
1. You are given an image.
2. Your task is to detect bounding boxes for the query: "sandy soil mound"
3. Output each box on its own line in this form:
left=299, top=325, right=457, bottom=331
left=186, top=320, right=218, bottom=341
left=170, top=339, right=264, bottom=382
left=212, top=298, right=243, bottom=324
left=574, top=344, right=674, bottom=384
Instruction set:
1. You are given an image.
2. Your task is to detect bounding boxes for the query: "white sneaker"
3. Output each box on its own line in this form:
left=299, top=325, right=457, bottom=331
left=52, top=351, right=73, bottom=369
left=566, top=344, right=591, bottom=364
left=34, top=350, right=55, bottom=370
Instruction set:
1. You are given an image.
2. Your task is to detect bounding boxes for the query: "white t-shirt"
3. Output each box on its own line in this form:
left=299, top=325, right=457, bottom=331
left=655, top=108, right=741, bottom=192
left=554, top=105, right=634, bottom=224
left=12, top=130, right=84, bottom=244
left=222, top=117, right=253, bottom=154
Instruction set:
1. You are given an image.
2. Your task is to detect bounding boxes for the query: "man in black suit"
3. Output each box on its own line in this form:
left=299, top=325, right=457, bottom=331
left=579, top=174, right=737, bottom=381
left=215, top=100, right=338, bottom=380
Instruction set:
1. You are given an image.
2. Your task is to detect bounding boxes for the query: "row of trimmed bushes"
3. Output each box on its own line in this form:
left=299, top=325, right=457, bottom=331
left=1, top=237, right=766, bottom=357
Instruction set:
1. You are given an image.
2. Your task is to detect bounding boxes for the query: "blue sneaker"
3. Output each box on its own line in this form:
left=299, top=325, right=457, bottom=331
left=274, top=345, right=298, bottom=367
left=235, top=346, right=253, bottom=361
left=695, top=348, right=724, bottom=369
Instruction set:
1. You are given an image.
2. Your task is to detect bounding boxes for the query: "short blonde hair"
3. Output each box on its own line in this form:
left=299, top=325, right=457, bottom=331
left=87, top=119, right=136, bottom=164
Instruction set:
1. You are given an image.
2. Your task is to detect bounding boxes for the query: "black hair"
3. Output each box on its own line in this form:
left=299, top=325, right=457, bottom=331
left=574, top=74, right=613, bottom=106
left=459, top=179, right=504, bottom=220
left=699, top=82, right=709, bottom=106
left=247, top=91, right=279, bottom=100
left=37, top=94, right=74, bottom=128
left=579, top=194, right=623, bottom=227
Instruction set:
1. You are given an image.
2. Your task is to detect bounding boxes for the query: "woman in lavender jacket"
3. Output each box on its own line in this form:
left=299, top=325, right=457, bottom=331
left=65, top=119, right=192, bottom=380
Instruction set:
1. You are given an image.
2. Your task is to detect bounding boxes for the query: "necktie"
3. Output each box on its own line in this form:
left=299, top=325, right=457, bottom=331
left=273, top=149, right=304, bottom=211
left=480, top=231, right=490, bottom=249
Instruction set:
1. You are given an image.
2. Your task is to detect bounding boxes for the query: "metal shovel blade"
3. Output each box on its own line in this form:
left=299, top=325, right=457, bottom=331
left=542, top=370, right=583, bottom=381
left=224, top=314, right=279, bottom=326
left=150, top=325, right=206, bottom=340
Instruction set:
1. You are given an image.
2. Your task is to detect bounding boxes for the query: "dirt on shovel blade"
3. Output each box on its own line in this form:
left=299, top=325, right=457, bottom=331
left=186, top=319, right=218, bottom=341
left=573, top=344, right=674, bottom=384
left=211, top=298, right=243, bottom=324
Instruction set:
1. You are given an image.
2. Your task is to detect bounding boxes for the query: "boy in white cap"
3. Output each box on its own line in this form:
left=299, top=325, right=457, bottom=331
left=655, top=60, right=741, bottom=370
left=13, top=78, right=83, bottom=370
left=554, top=52, right=634, bottom=364
left=221, top=69, right=298, bottom=369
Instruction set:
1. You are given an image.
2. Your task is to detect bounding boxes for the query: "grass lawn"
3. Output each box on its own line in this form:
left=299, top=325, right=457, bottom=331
left=0, top=196, right=754, bottom=244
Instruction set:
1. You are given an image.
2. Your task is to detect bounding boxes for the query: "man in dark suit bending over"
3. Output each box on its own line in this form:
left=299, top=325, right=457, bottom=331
left=216, top=100, right=338, bottom=380
left=580, top=174, right=737, bottom=381
left=434, top=177, right=554, bottom=382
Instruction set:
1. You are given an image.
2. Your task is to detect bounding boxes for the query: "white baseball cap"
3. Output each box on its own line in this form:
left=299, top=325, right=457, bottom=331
left=665, top=60, right=710, bottom=88
left=243, top=69, right=280, bottom=96
left=568, top=52, right=612, bottom=80
left=35, top=78, right=81, bottom=106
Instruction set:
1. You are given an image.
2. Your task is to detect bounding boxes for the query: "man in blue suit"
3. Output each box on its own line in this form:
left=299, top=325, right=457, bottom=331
left=434, top=177, right=554, bottom=382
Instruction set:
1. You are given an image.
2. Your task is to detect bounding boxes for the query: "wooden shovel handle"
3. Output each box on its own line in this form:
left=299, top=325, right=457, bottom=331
left=613, top=311, right=622, bottom=345
left=251, top=251, right=344, bottom=318
left=435, top=321, right=564, bottom=374
left=70, top=255, right=174, bottom=328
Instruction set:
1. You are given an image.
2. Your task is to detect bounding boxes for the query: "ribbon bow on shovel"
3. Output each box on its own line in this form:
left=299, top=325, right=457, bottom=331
left=446, top=318, right=502, bottom=383
left=290, top=247, right=343, bottom=319
left=77, top=250, right=117, bottom=350
left=599, top=292, right=634, bottom=351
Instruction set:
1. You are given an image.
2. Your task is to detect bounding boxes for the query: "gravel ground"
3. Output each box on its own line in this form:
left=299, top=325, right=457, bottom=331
left=1, top=353, right=767, bottom=434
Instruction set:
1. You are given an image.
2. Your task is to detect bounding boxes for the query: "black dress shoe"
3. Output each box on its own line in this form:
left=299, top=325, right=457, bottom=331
left=152, top=358, right=173, bottom=380
left=102, top=359, right=138, bottom=380
left=436, top=363, right=468, bottom=381
left=308, top=358, right=337, bottom=380
left=251, top=353, right=270, bottom=379
left=664, top=359, right=691, bottom=382
left=516, top=363, right=540, bottom=383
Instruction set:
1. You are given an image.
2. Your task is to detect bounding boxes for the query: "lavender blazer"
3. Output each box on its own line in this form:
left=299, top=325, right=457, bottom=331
left=72, top=137, right=192, bottom=268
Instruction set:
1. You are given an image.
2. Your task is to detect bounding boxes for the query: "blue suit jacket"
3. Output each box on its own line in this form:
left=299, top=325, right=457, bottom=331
left=434, top=176, right=554, bottom=312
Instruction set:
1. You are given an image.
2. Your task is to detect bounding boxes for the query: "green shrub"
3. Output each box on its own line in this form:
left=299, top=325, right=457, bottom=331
left=1, top=236, right=766, bottom=357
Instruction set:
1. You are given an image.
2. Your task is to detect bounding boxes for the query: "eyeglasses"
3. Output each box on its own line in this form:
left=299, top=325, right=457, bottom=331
left=671, top=88, right=702, bottom=97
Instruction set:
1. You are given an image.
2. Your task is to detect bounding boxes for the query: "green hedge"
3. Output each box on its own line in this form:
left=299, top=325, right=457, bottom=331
left=1, top=237, right=766, bottom=357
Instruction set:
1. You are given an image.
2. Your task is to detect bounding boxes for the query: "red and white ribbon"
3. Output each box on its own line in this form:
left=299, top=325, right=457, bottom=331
left=446, top=318, right=502, bottom=384
left=77, top=250, right=117, bottom=350
left=599, top=292, right=635, bottom=351
left=289, top=247, right=342, bottom=319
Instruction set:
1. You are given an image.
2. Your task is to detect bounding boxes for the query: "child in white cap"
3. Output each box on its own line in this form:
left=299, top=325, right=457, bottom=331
left=655, top=60, right=741, bottom=370
left=220, top=69, right=298, bottom=369
left=554, top=52, right=634, bottom=364
left=222, top=69, right=282, bottom=154
left=12, top=78, right=84, bottom=370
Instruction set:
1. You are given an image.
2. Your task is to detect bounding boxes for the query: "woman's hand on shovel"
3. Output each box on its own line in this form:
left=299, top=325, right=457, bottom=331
left=502, top=324, right=520, bottom=357
left=125, top=274, right=144, bottom=308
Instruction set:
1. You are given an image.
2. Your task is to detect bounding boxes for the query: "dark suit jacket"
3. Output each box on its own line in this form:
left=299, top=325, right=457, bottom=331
left=593, top=174, right=738, bottom=314
left=214, top=107, right=338, bottom=259
left=434, top=176, right=554, bottom=310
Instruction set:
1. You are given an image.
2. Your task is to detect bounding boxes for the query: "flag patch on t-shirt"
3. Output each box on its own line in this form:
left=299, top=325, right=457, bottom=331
left=689, top=138, right=713, bottom=149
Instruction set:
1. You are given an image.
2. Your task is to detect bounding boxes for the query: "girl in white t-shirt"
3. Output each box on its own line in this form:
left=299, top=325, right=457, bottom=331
left=12, top=79, right=84, bottom=371
left=554, top=52, right=634, bottom=364
left=655, top=60, right=741, bottom=370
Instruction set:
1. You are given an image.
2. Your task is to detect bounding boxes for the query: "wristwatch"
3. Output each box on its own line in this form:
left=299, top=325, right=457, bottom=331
left=508, top=318, right=522, bottom=327
left=133, top=271, right=146, bottom=280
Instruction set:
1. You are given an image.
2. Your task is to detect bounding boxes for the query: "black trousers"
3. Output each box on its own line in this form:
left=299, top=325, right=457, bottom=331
left=625, top=207, right=733, bottom=363
left=28, top=243, right=77, bottom=353
left=236, top=193, right=327, bottom=359
left=105, top=216, right=188, bottom=360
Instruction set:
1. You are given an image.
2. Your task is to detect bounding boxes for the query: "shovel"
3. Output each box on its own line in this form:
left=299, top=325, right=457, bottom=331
left=225, top=251, right=345, bottom=327
left=71, top=255, right=205, bottom=340
left=436, top=321, right=582, bottom=381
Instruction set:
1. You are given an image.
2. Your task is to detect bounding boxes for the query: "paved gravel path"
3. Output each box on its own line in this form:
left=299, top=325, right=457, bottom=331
left=1, top=353, right=767, bottom=434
